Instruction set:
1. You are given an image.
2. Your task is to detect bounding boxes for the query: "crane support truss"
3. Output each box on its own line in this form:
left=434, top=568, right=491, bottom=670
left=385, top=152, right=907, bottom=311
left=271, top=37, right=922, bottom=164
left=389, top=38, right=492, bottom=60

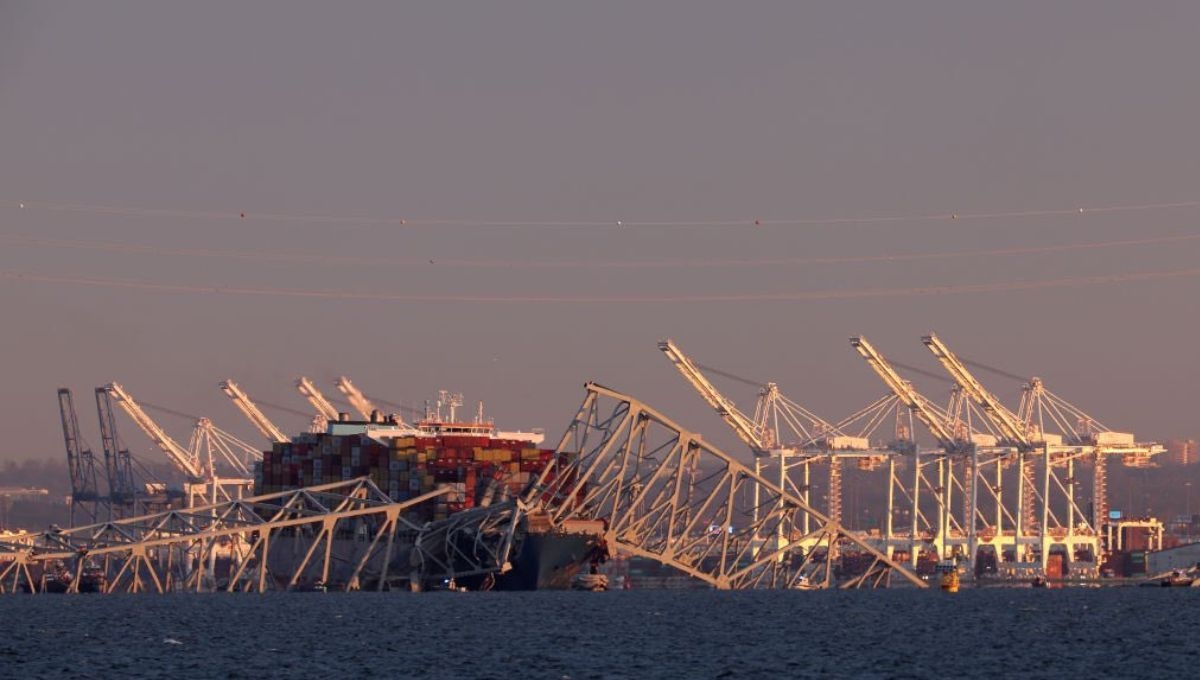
left=659, top=339, right=891, bottom=546
left=58, top=388, right=104, bottom=524
left=846, top=335, right=1164, bottom=580
left=522, top=383, right=926, bottom=589
left=0, top=478, right=511, bottom=594
left=95, top=387, right=139, bottom=514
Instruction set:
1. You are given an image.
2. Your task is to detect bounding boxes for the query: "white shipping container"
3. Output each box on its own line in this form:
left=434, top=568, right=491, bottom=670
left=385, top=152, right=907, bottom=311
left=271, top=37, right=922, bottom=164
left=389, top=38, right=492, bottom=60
left=826, top=436, right=870, bottom=450
left=1095, top=431, right=1136, bottom=446
left=1030, top=432, right=1063, bottom=446
left=969, top=434, right=998, bottom=447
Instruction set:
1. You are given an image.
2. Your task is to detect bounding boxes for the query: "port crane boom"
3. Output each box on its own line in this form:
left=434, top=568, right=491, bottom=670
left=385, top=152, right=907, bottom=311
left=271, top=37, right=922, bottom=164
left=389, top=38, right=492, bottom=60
left=657, top=339, right=765, bottom=452
left=58, top=388, right=103, bottom=523
left=296, top=377, right=339, bottom=421
left=849, top=336, right=963, bottom=451
left=921, top=334, right=1031, bottom=449
left=95, top=387, right=139, bottom=510
left=104, top=382, right=205, bottom=481
left=220, top=379, right=288, bottom=444
left=335, top=376, right=379, bottom=422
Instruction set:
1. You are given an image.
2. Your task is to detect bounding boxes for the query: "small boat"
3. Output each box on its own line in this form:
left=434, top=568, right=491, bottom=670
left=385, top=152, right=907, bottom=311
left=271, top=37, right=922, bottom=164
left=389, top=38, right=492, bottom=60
left=1031, top=576, right=1047, bottom=588
left=571, top=573, right=609, bottom=592
left=1160, top=571, right=1195, bottom=588
left=790, top=575, right=817, bottom=591
left=40, top=567, right=72, bottom=594
left=77, top=567, right=107, bottom=593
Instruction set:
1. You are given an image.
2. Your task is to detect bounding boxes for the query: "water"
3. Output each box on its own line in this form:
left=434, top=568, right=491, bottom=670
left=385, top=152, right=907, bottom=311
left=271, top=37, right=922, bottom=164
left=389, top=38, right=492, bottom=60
left=1, top=588, right=1197, bottom=678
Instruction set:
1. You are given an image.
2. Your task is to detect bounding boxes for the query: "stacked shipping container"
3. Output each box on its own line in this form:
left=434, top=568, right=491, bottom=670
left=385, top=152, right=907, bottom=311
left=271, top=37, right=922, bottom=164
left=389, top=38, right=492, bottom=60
left=254, top=432, right=558, bottom=523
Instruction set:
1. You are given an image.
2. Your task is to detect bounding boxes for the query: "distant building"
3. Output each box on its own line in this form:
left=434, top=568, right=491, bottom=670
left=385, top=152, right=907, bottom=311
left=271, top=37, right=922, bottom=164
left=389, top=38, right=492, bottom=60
left=1165, top=439, right=1198, bottom=466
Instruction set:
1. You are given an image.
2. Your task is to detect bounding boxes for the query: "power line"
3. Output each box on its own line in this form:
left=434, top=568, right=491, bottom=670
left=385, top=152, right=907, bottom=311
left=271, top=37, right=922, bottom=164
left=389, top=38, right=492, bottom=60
left=4, top=230, right=1199, bottom=270
left=4, top=198, right=1199, bottom=229
left=4, top=266, right=1199, bottom=303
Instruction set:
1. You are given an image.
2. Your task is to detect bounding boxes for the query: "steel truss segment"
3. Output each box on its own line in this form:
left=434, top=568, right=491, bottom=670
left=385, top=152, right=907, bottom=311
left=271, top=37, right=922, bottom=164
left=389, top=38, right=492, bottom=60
left=0, top=478, right=456, bottom=594
left=526, top=383, right=926, bottom=589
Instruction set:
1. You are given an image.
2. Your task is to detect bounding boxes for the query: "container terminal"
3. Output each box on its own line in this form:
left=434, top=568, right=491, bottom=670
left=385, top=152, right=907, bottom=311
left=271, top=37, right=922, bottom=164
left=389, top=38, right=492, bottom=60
left=1, top=334, right=1194, bottom=593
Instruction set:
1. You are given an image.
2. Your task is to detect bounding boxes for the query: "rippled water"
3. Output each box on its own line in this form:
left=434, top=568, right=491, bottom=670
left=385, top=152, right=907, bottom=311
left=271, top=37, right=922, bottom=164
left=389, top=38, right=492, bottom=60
left=1, top=588, right=1197, bottom=678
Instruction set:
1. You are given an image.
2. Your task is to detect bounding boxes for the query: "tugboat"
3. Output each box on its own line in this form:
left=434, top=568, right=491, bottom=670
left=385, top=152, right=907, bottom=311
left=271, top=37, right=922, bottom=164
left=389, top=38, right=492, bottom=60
left=936, top=560, right=959, bottom=593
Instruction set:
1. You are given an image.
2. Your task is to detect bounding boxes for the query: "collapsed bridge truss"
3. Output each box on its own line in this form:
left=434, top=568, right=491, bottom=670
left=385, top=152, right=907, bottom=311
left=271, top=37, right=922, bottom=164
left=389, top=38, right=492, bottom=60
left=524, top=383, right=926, bottom=589
left=4, top=384, right=926, bottom=594
left=0, top=478, right=505, bottom=594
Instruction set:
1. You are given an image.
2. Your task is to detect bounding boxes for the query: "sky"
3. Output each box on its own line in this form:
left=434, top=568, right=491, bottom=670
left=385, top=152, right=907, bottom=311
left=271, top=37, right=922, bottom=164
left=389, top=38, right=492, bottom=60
left=1, top=2, right=1199, bottom=467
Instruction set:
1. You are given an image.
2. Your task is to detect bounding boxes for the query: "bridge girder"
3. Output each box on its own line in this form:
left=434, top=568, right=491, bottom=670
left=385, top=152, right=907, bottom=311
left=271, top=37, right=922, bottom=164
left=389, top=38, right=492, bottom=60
left=523, top=383, right=926, bottom=589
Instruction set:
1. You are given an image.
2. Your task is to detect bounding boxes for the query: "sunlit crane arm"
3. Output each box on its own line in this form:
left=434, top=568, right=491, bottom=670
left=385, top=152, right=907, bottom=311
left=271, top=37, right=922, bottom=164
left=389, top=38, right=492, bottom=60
left=921, top=334, right=1030, bottom=449
left=336, top=376, right=378, bottom=421
left=296, top=376, right=339, bottom=421
left=220, top=379, right=288, bottom=444
left=849, top=336, right=962, bottom=450
left=658, top=339, right=765, bottom=452
left=104, top=382, right=205, bottom=481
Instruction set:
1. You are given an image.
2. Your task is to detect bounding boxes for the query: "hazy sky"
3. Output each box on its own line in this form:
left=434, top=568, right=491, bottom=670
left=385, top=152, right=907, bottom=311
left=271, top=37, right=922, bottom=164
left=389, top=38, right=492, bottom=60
left=2, top=2, right=1199, bottom=466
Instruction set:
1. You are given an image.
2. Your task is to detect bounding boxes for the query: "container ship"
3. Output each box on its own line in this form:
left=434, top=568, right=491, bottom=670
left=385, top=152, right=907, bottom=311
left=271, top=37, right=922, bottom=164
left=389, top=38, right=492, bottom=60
left=254, top=405, right=606, bottom=591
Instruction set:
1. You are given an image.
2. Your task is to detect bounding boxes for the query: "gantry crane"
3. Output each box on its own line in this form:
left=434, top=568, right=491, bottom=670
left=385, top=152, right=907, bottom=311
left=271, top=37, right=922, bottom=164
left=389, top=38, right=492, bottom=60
left=848, top=336, right=985, bottom=566
left=658, top=339, right=862, bottom=537
left=95, top=386, right=142, bottom=515
left=296, top=376, right=339, bottom=429
left=1014, top=373, right=1162, bottom=553
left=850, top=337, right=967, bottom=453
left=922, top=334, right=1031, bottom=450
left=335, top=376, right=378, bottom=422
left=104, top=383, right=256, bottom=506
left=220, top=379, right=288, bottom=444
left=920, top=333, right=1117, bottom=578
left=57, top=388, right=104, bottom=525
left=657, top=339, right=766, bottom=454
left=105, top=383, right=204, bottom=482
left=922, top=333, right=1042, bottom=534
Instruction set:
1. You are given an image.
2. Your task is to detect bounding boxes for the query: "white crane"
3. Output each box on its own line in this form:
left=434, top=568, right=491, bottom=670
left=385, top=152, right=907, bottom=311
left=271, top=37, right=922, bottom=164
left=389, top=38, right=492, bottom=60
left=850, top=336, right=966, bottom=452
left=105, top=383, right=205, bottom=482
left=335, top=376, right=379, bottom=422
left=220, top=379, right=288, bottom=444
left=849, top=335, right=986, bottom=565
left=657, top=339, right=766, bottom=454
left=296, top=376, right=339, bottom=429
left=918, top=333, right=1131, bottom=577
left=922, top=334, right=1030, bottom=450
left=104, top=382, right=259, bottom=506
left=658, top=338, right=856, bottom=535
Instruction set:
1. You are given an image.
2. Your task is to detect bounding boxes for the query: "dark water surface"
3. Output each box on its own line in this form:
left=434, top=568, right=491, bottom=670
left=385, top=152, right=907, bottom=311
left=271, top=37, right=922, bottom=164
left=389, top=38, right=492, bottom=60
left=1, top=588, right=1197, bottom=679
